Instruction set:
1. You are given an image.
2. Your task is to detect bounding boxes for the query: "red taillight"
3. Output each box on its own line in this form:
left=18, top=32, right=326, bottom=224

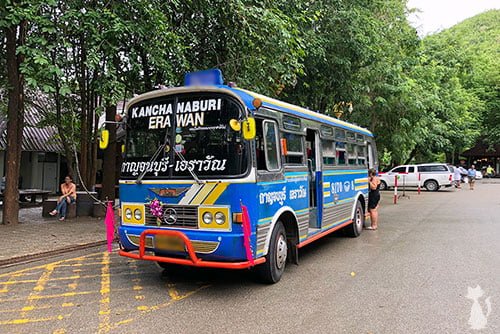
left=449, top=174, right=452, bottom=181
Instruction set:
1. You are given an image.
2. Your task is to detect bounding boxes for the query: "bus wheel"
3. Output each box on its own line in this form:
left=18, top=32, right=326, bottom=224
left=255, top=221, right=287, bottom=284
left=345, top=201, right=364, bottom=238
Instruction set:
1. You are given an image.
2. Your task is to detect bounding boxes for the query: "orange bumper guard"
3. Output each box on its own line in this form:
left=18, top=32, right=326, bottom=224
left=119, top=229, right=265, bottom=269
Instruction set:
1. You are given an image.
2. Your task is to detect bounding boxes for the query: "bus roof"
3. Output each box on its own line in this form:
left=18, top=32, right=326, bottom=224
left=125, top=85, right=373, bottom=137
left=227, top=87, right=373, bottom=137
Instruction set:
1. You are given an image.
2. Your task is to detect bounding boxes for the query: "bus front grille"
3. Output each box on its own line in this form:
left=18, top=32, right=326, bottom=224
left=144, top=205, right=198, bottom=229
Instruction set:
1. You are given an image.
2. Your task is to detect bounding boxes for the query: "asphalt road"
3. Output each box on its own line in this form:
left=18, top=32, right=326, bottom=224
left=1, top=182, right=499, bottom=333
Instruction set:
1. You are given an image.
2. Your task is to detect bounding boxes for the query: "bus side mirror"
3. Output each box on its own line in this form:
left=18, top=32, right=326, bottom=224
left=242, top=117, right=256, bottom=140
left=99, top=129, right=109, bottom=149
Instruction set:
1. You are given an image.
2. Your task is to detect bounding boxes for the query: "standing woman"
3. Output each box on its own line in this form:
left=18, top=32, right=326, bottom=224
left=50, top=175, right=77, bottom=221
left=366, top=168, right=381, bottom=230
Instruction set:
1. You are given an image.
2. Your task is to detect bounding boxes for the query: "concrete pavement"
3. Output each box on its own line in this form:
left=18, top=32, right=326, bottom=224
left=0, top=205, right=112, bottom=266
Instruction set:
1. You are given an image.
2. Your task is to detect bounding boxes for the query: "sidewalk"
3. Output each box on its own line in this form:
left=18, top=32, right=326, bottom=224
left=0, top=205, right=115, bottom=266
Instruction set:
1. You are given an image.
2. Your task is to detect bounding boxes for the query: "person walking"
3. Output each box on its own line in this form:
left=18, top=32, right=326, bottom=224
left=366, top=168, right=381, bottom=230
left=486, top=165, right=495, bottom=179
left=49, top=175, right=77, bottom=221
left=467, top=165, right=477, bottom=190
left=453, top=166, right=462, bottom=189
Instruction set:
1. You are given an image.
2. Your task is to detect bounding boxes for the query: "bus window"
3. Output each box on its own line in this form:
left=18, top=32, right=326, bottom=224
left=336, top=141, right=346, bottom=165
left=335, top=128, right=346, bottom=141
left=322, top=140, right=336, bottom=166
left=283, top=132, right=304, bottom=164
left=357, top=145, right=366, bottom=166
left=263, top=120, right=281, bottom=171
left=347, top=131, right=356, bottom=142
left=347, top=143, right=357, bottom=165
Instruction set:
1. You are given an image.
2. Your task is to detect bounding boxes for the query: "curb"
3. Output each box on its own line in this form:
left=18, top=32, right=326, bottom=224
left=0, top=240, right=108, bottom=268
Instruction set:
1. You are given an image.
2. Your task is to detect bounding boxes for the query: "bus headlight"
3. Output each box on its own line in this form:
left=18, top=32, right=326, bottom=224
left=215, top=212, right=226, bottom=225
left=134, top=209, right=142, bottom=221
left=202, top=212, right=213, bottom=224
left=198, top=206, right=230, bottom=230
left=125, top=208, right=133, bottom=220
left=121, top=204, right=145, bottom=225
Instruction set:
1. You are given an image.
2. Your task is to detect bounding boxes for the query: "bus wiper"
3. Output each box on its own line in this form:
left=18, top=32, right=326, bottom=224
left=135, top=135, right=170, bottom=184
left=173, top=149, right=205, bottom=185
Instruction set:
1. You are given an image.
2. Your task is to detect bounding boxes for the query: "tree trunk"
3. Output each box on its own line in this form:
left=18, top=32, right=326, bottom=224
left=102, top=105, right=117, bottom=201
left=2, top=22, right=26, bottom=225
left=78, top=33, right=89, bottom=188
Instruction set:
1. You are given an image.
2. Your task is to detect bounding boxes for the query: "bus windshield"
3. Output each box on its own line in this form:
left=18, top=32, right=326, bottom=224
left=121, top=92, right=249, bottom=179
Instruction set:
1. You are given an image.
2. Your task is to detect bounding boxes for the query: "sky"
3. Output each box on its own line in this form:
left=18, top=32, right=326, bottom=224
left=407, top=0, right=500, bottom=36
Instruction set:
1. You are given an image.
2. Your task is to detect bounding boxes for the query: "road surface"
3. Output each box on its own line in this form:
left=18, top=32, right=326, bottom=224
left=1, top=182, right=499, bottom=333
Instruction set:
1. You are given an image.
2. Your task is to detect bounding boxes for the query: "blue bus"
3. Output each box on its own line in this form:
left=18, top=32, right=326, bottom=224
left=116, top=70, right=378, bottom=283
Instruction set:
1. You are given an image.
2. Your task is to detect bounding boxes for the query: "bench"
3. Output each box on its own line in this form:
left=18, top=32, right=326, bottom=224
left=19, top=189, right=52, bottom=204
left=0, top=189, right=51, bottom=205
left=42, top=200, right=76, bottom=219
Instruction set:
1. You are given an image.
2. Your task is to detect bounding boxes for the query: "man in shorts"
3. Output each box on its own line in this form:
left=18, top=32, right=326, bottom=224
left=467, top=165, right=477, bottom=190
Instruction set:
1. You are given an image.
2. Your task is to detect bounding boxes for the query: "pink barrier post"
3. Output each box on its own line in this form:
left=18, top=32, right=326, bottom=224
left=393, top=175, right=398, bottom=204
left=417, top=173, right=421, bottom=194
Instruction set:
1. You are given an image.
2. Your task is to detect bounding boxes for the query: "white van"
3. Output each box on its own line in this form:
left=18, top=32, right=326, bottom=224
left=379, top=163, right=453, bottom=191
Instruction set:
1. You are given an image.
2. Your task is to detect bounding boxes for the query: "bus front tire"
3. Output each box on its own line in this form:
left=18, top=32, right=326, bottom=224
left=255, top=221, right=287, bottom=284
left=345, top=200, right=364, bottom=238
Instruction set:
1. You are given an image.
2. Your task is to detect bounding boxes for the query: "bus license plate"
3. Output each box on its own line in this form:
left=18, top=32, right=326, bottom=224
left=155, top=235, right=185, bottom=251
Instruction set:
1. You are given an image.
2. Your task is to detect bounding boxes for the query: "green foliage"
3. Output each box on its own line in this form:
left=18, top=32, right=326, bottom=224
left=1, top=1, right=497, bottom=170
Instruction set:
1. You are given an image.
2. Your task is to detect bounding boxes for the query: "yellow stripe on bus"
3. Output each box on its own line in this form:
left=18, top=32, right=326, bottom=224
left=203, top=183, right=229, bottom=205
left=190, top=183, right=217, bottom=205
left=355, top=178, right=368, bottom=183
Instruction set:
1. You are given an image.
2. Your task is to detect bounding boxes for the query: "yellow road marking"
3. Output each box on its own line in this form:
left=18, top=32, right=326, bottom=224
left=0, top=254, right=100, bottom=279
left=0, top=290, right=97, bottom=303
left=0, top=315, right=65, bottom=325
left=98, top=252, right=111, bottom=334
left=19, top=262, right=57, bottom=320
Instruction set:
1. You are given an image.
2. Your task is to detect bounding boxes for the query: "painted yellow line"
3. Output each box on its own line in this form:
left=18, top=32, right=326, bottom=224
left=0, top=253, right=101, bottom=279
left=203, top=182, right=228, bottom=205
left=190, top=183, right=217, bottom=205
left=105, top=284, right=211, bottom=333
left=0, top=315, right=65, bottom=325
left=18, top=262, right=57, bottom=320
left=98, top=252, right=111, bottom=334
left=0, top=291, right=97, bottom=303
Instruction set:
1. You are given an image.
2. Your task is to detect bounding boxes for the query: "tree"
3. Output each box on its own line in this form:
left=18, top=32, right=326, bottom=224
left=1, top=1, right=28, bottom=224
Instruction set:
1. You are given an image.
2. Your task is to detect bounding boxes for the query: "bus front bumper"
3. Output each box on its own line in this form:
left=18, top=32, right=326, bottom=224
left=118, top=229, right=265, bottom=269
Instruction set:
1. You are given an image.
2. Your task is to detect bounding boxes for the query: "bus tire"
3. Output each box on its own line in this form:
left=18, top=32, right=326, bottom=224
left=255, top=221, right=287, bottom=284
left=345, top=200, right=364, bottom=238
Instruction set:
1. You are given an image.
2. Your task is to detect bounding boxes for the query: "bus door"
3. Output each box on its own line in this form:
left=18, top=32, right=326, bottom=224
left=306, top=129, right=322, bottom=228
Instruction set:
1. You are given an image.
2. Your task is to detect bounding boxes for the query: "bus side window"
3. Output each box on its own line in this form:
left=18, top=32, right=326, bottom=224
left=255, top=119, right=266, bottom=170
left=263, top=121, right=281, bottom=171
left=256, top=119, right=281, bottom=171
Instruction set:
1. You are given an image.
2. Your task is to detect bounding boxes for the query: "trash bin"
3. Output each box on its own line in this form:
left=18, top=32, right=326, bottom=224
left=76, top=191, right=98, bottom=216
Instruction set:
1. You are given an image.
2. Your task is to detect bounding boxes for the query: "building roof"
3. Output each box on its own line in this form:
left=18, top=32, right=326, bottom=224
left=462, top=141, right=500, bottom=157
left=0, top=92, right=63, bottom=153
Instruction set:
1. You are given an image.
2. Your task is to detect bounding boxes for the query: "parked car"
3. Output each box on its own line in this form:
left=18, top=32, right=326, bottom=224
left=378, top=163, right=453, bottom=191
